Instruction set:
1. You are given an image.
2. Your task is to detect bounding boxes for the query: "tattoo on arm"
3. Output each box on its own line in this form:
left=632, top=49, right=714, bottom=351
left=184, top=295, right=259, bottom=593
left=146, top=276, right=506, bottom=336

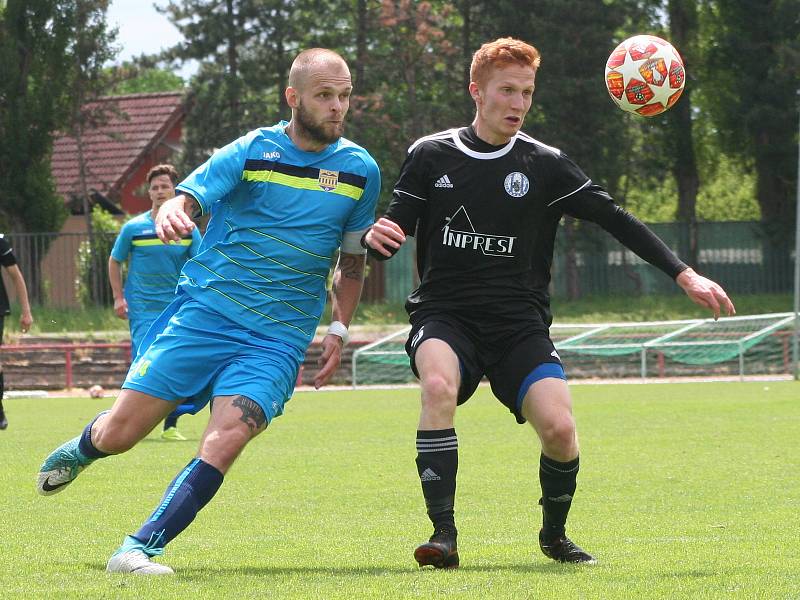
left=187, top=198, right=202, bottom=218
left=232, top=395, right=267, bottom=432
left=339, top=254, right=364, bottom=281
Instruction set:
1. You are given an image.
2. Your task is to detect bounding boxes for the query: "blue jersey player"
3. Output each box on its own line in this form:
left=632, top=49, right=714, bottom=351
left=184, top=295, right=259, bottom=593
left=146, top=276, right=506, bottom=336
left=109, top=164, right=202, bottom=441
left=37, top=48, right=381, bottom=575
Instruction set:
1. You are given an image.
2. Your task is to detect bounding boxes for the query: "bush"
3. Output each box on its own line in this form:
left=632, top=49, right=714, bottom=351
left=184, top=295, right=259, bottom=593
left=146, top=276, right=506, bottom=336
left=75, top=206, right=122, bottom=307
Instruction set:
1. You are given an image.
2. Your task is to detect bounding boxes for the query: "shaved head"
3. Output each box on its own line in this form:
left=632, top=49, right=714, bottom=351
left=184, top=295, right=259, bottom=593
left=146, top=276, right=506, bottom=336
left=288, top=48, right=349, bottom=91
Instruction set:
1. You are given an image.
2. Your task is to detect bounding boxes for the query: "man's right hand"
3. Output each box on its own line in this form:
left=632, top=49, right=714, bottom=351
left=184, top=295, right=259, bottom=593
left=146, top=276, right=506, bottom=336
left=156, top=195, right=197, bottom=243
left=364, top=217, right=406, bottom=257
left=113, top=297, right=128, bottom=320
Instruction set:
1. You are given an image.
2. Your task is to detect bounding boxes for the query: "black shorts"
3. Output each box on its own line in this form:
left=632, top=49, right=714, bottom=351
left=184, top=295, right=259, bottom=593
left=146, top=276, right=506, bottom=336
left=405, top=313, right=565, bottom=424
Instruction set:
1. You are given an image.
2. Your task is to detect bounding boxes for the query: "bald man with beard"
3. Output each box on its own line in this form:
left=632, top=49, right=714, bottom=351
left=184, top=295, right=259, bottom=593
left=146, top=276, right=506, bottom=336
left=36, top=48, right=381, bottom=575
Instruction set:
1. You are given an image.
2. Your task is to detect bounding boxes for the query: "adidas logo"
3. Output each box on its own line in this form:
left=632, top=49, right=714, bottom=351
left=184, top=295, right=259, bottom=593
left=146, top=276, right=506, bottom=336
left=434, top=174, right=454, bottom=188
left=420, top=468, right=441, bottom=481
left=547, top=494, right=573, bottom=503
left=550, top=349, right=561, bottom=361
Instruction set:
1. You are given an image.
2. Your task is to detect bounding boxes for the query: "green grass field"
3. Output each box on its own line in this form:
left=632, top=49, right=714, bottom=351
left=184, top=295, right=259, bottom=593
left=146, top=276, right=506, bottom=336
left=2, top=382, right=799, bottom=599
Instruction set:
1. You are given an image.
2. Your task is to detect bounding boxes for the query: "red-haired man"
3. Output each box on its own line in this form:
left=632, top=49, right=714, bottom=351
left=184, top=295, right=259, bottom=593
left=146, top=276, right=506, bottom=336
left=364, top=37, right=734, bottom=568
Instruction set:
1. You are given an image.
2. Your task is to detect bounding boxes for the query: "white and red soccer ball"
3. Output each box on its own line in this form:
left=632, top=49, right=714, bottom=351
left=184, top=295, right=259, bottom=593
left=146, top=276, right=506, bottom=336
left=604, top=35, right=686, bottom=117
left=88, top=384, right=105, bottom=398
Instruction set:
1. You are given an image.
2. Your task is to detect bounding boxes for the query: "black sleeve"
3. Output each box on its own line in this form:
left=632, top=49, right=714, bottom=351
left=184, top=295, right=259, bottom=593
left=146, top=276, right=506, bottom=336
left=0, top=237, right=16, bottom=268
left=558, top=184, right=688, bottom=279
left=364, top=145, right=430, bottom=261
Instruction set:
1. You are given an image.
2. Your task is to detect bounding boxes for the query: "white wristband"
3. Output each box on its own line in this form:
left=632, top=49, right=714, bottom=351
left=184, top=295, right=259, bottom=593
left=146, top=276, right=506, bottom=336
left=327, top=320, right=349, bottom=345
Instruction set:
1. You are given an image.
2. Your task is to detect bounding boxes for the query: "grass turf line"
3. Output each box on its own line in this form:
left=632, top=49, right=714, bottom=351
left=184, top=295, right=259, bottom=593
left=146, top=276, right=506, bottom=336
left=1, top=382, right=799, bottom=599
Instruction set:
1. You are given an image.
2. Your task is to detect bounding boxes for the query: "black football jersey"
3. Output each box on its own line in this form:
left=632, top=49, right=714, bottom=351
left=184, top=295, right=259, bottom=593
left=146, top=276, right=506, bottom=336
left=384, top=126, right=685, bottom=326
left=0, top=235, right=18, bottom=316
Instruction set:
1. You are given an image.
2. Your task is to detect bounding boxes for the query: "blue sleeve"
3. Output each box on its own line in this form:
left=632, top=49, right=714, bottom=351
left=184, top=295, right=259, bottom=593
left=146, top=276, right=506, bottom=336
left=175, top=133, right=252, bottom=215
left=189, top=227, right=202, bottom=257
left=110, top=221, right=133, bottom=262
left=344, top=153, right=381, bottom=232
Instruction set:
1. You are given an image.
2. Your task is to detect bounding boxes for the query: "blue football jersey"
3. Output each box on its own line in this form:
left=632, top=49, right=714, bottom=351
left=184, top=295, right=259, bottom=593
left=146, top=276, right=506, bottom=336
left=111, top=211, right=202, bottom=327
left=175, top=121, right=381, bottom=351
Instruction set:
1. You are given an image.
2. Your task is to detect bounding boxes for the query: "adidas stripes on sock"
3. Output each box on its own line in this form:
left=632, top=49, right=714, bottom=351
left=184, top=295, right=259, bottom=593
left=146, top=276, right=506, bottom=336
left=132, top=458, right=224, bottom=555
left=539, top=453, right=579, bottom=538
left=416, top=428, right=458, bottom=533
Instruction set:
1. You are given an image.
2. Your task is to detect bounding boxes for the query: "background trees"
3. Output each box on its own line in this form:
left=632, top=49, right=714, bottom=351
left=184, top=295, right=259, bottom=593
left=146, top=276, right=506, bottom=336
left=1, top=0, right=797, bottom=235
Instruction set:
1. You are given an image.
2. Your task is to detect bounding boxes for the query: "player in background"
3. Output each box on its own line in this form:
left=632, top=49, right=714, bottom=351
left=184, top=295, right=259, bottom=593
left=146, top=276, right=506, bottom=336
left=109, top=164, right=202, bottom=441
left=37, top=48, right=380, bottom=575
left=363, top=37, right=735, bottom=569
left=0, top=234, right=33, bottom=430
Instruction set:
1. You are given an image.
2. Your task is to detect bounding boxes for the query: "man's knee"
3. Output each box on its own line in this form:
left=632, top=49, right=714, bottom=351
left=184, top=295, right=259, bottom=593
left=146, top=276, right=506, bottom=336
left=420, top=373, right=458, bottom=408
left=198, top=428, right=251, bottom=474
left=539, top=414, right=577, bottom=452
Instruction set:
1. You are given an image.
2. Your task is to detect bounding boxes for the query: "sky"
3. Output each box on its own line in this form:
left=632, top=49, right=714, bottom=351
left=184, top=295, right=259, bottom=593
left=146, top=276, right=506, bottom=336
left=106, top=0, right=196, bottom=77
left=106, top=0, right=181, bottom=61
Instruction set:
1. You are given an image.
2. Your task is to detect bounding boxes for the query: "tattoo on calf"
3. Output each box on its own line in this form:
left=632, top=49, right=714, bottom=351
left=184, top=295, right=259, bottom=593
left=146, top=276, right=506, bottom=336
left=232, top=395, right=267, bottom=431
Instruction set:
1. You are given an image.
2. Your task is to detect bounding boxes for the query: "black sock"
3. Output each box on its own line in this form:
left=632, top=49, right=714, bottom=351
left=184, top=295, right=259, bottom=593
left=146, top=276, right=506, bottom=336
left=416, top=428, right=458, bottom=534
left=77, top=411, right=111, bottom=459
left=539, top=453, right=579, bottom=539
left=0, top=371, right=4, bottom=414
left=163, top=413, right=179, bottom=430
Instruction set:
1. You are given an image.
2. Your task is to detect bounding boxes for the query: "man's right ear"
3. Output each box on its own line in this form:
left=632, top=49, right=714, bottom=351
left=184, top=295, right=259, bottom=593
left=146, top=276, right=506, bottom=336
left=468, top=82, right=481, bottom=103
left=285, top=86, right=298, bottom=108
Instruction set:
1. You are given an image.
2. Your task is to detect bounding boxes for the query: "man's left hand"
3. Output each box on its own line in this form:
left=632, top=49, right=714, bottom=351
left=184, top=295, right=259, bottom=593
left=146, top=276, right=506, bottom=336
left=19, top=311, right=32, bottom=333
left=314, top=334, right=344, bottom=389
left=676, top=268, right=736, bottom=320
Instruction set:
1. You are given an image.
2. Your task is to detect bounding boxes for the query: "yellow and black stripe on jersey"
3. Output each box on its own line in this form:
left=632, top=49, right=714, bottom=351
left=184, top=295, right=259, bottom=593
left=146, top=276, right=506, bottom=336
left=242, top=159, right=368, bottom=201
left=132, top=233, right=193, bottom=247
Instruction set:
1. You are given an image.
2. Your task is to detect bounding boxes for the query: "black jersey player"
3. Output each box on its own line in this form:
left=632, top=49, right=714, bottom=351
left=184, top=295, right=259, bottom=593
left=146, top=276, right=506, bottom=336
left=363, top=37, right=735, bottom=569
left=0, top=234, right=33, bottom=430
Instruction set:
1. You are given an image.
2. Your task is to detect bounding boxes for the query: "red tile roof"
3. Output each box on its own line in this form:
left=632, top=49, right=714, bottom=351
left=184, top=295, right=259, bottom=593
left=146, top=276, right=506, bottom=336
left=51, top=92, right=185, bottom=202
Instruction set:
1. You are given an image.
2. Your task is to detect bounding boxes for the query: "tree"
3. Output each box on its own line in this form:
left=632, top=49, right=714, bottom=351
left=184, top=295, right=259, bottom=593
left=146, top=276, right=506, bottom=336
left=0, top=0, right=74, bottom=233
left=158, top=0, right=303, bottom=168
left=664, top=0, right=701, bottom=267
left=0, top=0, right=119, bottom=305
left=110, top=63, right=185, bottom=95
left=700, top=0, right=800, bottom=226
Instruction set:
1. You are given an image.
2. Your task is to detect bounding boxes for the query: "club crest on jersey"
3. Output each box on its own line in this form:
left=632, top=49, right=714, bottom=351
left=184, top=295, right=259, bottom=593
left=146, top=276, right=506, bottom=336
left=318, top=169, right=339, bottom=192
left=503, top=172, right=530, bottom=198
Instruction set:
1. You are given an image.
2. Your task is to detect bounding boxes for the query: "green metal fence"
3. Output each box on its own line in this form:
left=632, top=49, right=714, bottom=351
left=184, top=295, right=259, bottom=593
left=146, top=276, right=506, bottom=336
left=372, top=220, right=794, bottom=302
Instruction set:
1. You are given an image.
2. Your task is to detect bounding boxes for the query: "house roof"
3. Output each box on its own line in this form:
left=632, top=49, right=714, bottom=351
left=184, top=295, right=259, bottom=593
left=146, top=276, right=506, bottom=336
left=51, top=92, right=185, bottom=202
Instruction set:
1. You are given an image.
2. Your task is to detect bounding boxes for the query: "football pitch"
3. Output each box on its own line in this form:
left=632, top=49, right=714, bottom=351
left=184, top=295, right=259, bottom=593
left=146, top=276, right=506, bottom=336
left=1, top=382, right=799, bottom=599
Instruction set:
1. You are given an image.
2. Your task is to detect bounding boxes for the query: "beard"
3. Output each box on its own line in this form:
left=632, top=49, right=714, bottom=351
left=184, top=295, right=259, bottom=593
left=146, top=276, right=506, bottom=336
left=295, top=102, right=344, bottom=146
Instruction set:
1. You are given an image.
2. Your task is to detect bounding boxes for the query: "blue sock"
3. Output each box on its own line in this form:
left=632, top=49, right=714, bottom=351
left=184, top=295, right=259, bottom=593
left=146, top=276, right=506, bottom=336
left=163, top=413, right=179, bottom=430
left=132, top=458, right=224, bottom=556
left=77, top=411, right=111, bottom=459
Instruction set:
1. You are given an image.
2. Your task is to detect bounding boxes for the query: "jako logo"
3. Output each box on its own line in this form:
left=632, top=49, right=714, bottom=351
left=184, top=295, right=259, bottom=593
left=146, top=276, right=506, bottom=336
left=262, top=151, right=281, bottom=160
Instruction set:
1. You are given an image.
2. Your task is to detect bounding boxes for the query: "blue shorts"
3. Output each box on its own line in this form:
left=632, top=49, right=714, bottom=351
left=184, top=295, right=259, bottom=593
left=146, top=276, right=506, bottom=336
left=123, top=294, right=305, bottom=423
left=129, top=317, right=152, bottom=356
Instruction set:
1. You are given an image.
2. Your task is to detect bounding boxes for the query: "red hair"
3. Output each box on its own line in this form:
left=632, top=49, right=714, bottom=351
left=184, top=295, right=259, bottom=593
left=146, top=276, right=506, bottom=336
left=470, top=38, right=541, bottom=86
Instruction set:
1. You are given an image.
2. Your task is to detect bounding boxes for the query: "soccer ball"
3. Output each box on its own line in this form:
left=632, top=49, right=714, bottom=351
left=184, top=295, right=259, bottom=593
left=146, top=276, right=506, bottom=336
left=88, top=384, right=105, bottom=398
left=604, top=35, right=686, bottom=117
